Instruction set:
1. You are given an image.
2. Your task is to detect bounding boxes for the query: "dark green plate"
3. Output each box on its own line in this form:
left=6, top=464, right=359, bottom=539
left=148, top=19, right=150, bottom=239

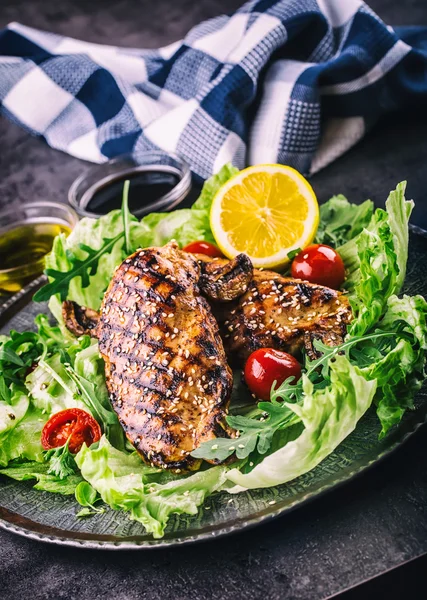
left=1, top=227, right=427, bottom=550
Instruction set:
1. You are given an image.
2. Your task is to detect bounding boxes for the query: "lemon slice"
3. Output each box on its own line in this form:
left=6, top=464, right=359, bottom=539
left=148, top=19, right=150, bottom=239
left=210, top=164, right=319, bottom=269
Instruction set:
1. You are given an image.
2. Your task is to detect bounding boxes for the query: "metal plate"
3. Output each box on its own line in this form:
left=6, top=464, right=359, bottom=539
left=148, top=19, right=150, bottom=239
left=1, top=229, right=427, bottom=550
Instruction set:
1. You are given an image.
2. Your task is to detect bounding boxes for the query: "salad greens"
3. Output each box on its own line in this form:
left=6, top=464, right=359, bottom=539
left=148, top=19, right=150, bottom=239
left=315, top=194, right=374, bottom=247
left=35, top=163, right=238, bottom=310
left=0, top=165, right=426, bottom=538
left=76, top=436, right=226, bottom=538
left=226, top=355, right=378, bottom=490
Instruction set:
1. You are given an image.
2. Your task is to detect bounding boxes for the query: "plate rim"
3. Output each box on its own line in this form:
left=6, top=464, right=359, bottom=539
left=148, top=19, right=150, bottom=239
left=1, top=225, right=426, bottom=550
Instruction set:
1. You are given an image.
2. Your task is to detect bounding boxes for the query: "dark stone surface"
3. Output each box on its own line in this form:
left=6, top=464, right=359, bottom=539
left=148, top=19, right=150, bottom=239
left=1, top=1, right=427, bottom=599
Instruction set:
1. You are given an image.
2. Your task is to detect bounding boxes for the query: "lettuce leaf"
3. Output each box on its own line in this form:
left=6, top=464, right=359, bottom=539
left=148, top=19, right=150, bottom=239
left=76, top=436, right=227, bottom=538
left=0, top=385, right=29, bottom=436
left=362, top=294, right=427, bottom=436
left=25, top=353, right=88, bottom=415
left=0, top=460, right=83, bottom=495
left=173, top=163, right=238, bottom=246
left=0, top=405, right=47, bottom=466
left=225, top=356, right=377, bottom=490
left=315, top=195, right=374, bottom=247
left=340, top=182, right=413, bottom=336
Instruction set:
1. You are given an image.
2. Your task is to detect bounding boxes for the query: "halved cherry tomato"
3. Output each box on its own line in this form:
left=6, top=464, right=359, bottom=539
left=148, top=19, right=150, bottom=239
left=291, top=244, right=345, bottom=289
left=41, top=408, right=101, bottom=454
left=182, top=240, right=224, bottom=258
left=244, top=348, right=302, bottom=401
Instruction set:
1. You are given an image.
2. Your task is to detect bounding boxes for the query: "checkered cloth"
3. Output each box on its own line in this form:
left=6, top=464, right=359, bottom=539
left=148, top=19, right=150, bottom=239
left=1, top=1, right=427, bottom=180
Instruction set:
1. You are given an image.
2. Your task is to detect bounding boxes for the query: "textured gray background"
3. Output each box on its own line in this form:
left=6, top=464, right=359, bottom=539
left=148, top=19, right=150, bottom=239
left=1, top=1, right=427, bottom=599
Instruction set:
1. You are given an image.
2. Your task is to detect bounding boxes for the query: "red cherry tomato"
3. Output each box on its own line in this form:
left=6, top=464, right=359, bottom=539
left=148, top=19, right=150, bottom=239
left=291, top=244, right=345, bottom=289
left=41, top=408, right=101, bottom=454
left=244, top=348, right=302, bottom=401
left=182, top=240, right=224, bottom=258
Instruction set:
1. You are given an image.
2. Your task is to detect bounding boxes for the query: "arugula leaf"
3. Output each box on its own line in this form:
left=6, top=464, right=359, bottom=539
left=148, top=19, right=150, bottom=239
left=44, top=440, right=77, bottom=480
left=63, top=359, right=124, bottom=450
left=226, top=355, right=377, bottom=490
left=192, top=405, right=300, bottom=463
left=287, top=247, right=302, bottom=261
left=34, top=232, right=125, bottom=303
left=37, top=164, right=238, bottom=309
left=0, top=331, right=47, bottom=402
left=121, top=180, right=132, bottom=255
left=0, top=347, right=24, bottom=366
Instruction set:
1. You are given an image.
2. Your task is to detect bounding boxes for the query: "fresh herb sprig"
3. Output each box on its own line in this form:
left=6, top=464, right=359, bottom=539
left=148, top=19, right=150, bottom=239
left=57, top=348, right=125, bottom=450
left=191, top=403, right=300, bottom=462
left=121, top=179, right=131, bottom=255
left=44, top=439, right=77, bottom=480
left=33, top=232, right=125, bottom=303
left=34, top=181, right=133, bottom=304
left=63, top=361, right=124, bottom=449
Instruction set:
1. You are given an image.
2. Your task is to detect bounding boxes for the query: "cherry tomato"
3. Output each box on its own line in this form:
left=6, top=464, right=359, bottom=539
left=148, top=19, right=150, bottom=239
left=41, top=408, right=101, bottom=454
left=291, top=244, right=345, bottom=289
left=244, top=348, right=302, bottom=401
left=182, top=240, right=224, bottom=258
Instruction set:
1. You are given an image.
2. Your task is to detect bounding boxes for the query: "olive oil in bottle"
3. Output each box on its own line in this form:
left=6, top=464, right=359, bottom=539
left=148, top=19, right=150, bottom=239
left=0, top=221, right=71, bottom=294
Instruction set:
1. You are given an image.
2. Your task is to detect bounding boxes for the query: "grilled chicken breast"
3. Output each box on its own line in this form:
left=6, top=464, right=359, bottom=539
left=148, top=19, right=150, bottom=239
left=93, top=242, right=233, bottom=470
left=193, top=254, right=351, bottom=363
left=217, top=269, right=352, bottom=363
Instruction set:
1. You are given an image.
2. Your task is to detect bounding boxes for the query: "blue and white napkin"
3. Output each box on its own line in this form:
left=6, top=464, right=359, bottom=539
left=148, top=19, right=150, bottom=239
left=1, top=0, right=426, bottom=180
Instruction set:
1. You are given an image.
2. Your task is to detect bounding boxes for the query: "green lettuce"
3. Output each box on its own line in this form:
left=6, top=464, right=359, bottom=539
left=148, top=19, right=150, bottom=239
left=0, top=386, right=29, bottom=436
left=173, top=163, right=238, bottom=246
left=25, top=353, right=88, bottom=415
left=0, top=405, right=47, bottom=466
left=340, top=182, right=413, bottom=336
left=0, top=460, right=83, bottom=495
left=315, top=195, right=374, bottom=247
left=76, top=436, right=227, bottom=538
left=362, top=294, right=427, bottom=436
left=226, top=356, right=377, bottom=490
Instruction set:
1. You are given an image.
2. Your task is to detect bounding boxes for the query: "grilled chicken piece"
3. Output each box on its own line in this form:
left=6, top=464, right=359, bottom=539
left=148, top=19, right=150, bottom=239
left=198, top=253, right=253, bottom=302
left=95, top=241, right=233, bottom=470
left=218, top=269, right=352, bottom=364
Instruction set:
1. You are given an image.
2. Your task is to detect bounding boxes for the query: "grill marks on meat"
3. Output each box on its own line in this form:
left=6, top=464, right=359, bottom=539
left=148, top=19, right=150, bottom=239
left=219, top=269, right=352, bottom=364
left=96, top=242, right=233, bottom=470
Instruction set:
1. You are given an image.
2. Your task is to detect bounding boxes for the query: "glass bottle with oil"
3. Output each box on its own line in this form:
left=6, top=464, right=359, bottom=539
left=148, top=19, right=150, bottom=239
left=0, top=202, right=78, bottom=294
